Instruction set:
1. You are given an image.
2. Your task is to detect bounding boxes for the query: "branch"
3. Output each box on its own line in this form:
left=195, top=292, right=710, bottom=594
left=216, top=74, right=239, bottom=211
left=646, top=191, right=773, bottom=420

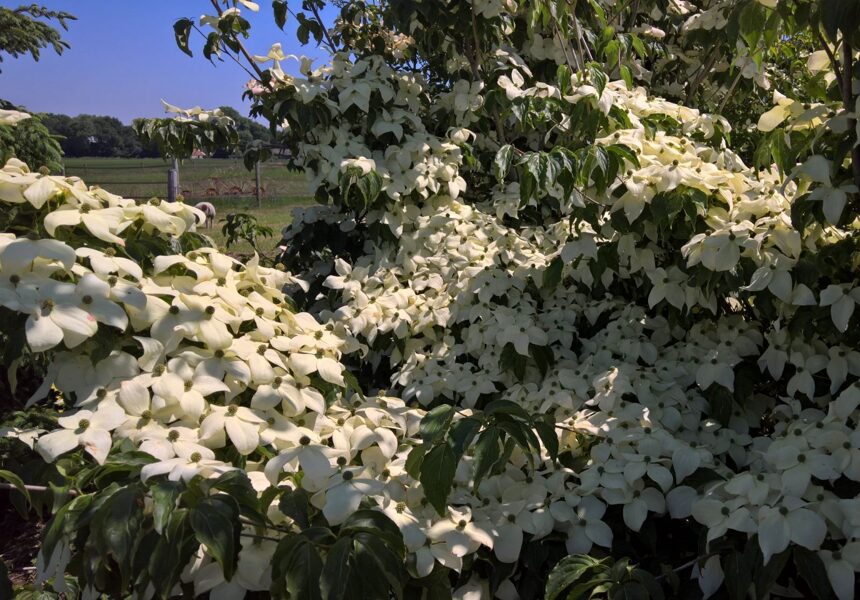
left=842, top=40, right=860, bottom=193
left=815, top=27, right=843, bottom=92
left=192, top=24, right=259, bottom=82
left=684, top=51, right=719, bottom=106
left=208, top=0, right=271, bottom=87
left=308, top=2, right=337, bottom=53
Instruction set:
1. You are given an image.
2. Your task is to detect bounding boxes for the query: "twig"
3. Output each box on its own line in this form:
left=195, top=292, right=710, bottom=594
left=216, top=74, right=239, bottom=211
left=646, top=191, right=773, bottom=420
left=814, top=28, right=843, bottom=92
left=192, top=24, right=259, bottom=82
left=716, top=70, right=743, bottom=114
left=0, top=482, right=77, bottom=496
left=841, top=39, right=860, bottom=193
left=685, top=51, right=719, bottom=106
left=654, top=555, right=704, bottom=581
left=308, top=2, right=337, bottom=53
left=209, top=0, right=272, bottom=87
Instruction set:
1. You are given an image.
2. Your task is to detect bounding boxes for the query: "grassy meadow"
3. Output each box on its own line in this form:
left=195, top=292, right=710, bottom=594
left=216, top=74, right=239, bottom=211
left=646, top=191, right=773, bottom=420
left=62, top=157, right=313, bottom=256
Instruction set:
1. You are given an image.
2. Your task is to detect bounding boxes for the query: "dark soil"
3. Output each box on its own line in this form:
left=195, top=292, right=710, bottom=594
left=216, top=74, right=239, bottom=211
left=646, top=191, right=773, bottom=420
left=0, top=496, right=43, bottom=586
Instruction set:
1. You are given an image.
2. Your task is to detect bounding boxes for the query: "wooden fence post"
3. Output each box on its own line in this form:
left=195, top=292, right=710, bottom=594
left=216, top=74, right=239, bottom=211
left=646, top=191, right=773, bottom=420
left=255, top=160, right=262, bottom=208
left=168, top=157, right=180, bottom=202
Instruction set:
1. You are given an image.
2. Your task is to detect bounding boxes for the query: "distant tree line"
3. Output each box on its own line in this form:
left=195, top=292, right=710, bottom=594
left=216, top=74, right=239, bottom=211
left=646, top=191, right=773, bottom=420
left=36, top=106, right=275, bottom=159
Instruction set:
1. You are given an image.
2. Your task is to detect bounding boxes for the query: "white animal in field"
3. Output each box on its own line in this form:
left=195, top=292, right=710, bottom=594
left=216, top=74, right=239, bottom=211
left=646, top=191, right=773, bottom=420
left=194, top=201, right=216, bottom=228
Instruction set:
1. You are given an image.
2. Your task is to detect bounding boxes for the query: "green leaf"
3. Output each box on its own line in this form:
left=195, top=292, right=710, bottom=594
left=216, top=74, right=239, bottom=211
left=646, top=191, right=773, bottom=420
left=190, top=496, right=241, bottom=580
left=472, top=426, right=500, bottom=488
left=534, top=420, right=559, bottom=461
left=405, top=445, right=426, bottom=479
left=588, top=64, right=608, bottom=95
left=619, top=64, right=633, bottom=90
left=94, top=485, right=144, bottom=587
left=738, top=1, right=766, bottom=48
left=545, top=555, right=607, bottom=600
left=278, top=486, right=311, bottom=529
left=341, top=510, right=405, bottom=555
left=173, top=18, right=194, bottom=57
left=542, top=256, right=563, bottom=292
left=494, top=145, right=514, bottom=183
left=754, top=545, right=790, bottom=597
left=353, top=533, right=405, bottom=599
left=447, top=417, right=482, bottom=457
left=0, top=469, right=30, bottom=506
left=148, top=514, right=199, bottom=600
left=297, top=22, right=310, bottom=45
left=820, top=0, right=860, bottom=41
left=722, top=549, right=754, bottom=600
left=706, top=384, right=734, bottom=427
left=209, top=470, right=266, bottom=526
left=793, top=547, right=833, bottom=600
left=419, top=404, right=454, bottom=443
left=484, top=399, right=531, bottom=421
left=273, top=0, right=288, bottom=29
left=356, top=171, right=383, bottom=208
left=420, top=444, right=458, bottom=515
left=151, top=481, right=181, bottom=535
left=321, top=537, right=353, bottom=600
left=275, top=536, right=324, bottom=600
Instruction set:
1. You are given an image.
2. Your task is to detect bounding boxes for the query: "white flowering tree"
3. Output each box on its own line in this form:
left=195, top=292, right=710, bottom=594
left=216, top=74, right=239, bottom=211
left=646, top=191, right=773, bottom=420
left=1, top=0, right=860, bottom=598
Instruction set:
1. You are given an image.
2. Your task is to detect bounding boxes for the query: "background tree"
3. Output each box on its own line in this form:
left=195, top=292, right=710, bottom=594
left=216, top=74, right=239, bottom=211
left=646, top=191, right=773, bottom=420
left=0, top=4, right=75, bottom=70
left=0, top=99, right=62, bottom=172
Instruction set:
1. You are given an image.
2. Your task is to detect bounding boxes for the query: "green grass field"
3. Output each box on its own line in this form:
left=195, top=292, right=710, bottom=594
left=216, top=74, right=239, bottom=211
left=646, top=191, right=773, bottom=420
left=62, top=157, right=313, bottom=257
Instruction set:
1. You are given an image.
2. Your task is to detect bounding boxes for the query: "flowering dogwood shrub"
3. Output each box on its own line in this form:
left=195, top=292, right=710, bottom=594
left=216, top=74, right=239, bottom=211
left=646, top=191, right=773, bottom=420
left=2, top=0, right=860, bottom=599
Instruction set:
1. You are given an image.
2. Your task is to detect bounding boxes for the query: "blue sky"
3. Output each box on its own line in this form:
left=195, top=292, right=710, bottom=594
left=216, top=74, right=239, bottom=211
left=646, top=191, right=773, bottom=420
left=1, top=1, right=335, bottom=123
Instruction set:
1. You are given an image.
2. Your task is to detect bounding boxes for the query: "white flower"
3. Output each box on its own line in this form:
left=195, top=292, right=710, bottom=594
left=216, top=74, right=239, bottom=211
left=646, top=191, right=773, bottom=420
left=36, top=404, right=127, bottom=464
left=199, top=405, right=265, bottom=455
left=554, top=495, right=613, bottom=554
left=757, top=503, right=827, bottom=564
left=312, top=467, right=384, bottom=525
left=427, top=506, right=495, bottom=557
left=820, top=285, right=860, bottom=333
left=819, top=543, right=860, bottom=600
left=691, top=497, right=756, bottom=543
left=25, top=281, right=99, bottom=352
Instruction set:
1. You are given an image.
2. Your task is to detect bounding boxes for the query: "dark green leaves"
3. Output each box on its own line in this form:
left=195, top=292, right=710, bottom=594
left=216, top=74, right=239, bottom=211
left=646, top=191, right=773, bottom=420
left=419, top=444, right=458, bottom=515
left=279, top=486, right=311, bottom=529
left=190, top=496, right=241, bottom=580
left=494, top=144, right=514, bottom=183
left=273, top=0, right=288, bottom=29
left=545, top=555, right=611, bottom=600
left=546, top=555, right=664, bottom=600
left=819, top=0, right=860, bottom=41
left=273, top=511, right=406, bottom=600
left=173, top=18, right=193, bottom=57
left=272, top=536, right=324, bottom=600
left=737, top=1, right=767, bottom=48
left=419, top=404, right=455, bottom=443
left=793, top=547, right=833, bottom=600
left=90, top=486, right=145, bottom=588
left=321, top=537, right=354, bottom=600
left=542, top=256, right=563, bottom=293
left=0, top=469, right=30, bottom=506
